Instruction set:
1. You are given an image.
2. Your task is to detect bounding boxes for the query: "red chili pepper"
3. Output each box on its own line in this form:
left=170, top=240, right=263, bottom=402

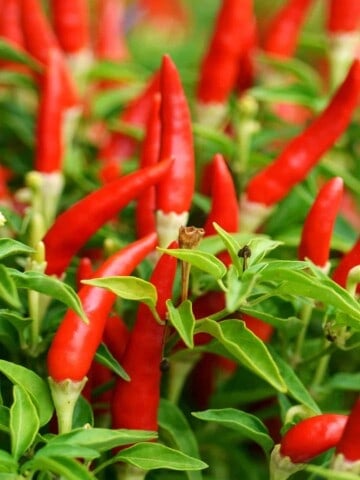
left=332, top=238, right=360, bottom=288
left=327, top=0, right=360, bottom=33
left=263, top=0, right=314, bottom=58
left=35, top=49, right=65, bottom=174
left=137, top=0, right=189, bottom=31
left=94, top=0, right=129, bottom=61
left=43, top=159, right=172, bottom=276
left=76, top=257, right=94, bottom=290
left=111, top=244, right=178, bottom=432
left=0, top=0, right=24, bottom=49
left=156, top=55, right=194, bottom=246
left=244, top=59, right=360, bottom=207
left=20, top=0, right=79, bottom=108
left=135, top=93, right=161, bottom=238
left=298, top=177, right=344, bottom=268
left=203, top=153, right=239, bottom=236
left=50, top=0, right=90, bottom=54
left=336, top=397, right=360, bottom=462
left=47, top=232, right=157, bottom=382
left=103, top=314, right=130, bottom=364
left=196, top=0, right=255, bottom=105
left=235, top=19, right=258, bottom=94
left=99, top=70, right=161, bottom=182
left=279, top=414, right=348, bottom=463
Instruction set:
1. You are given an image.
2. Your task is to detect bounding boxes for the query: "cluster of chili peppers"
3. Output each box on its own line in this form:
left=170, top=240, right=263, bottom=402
left=1, top=0, right=360, bottom=478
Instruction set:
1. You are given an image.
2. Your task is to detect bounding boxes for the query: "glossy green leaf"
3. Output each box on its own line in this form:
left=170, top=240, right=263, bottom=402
left=0, top=265, right=21, bottom=309
left=9, top=269, right=88, bottom=323
left=195, top=319, right=286, bottom=393
left=115, top=442, right=208, bottom=471
left=83, top=276, right=157, bottom=309
left=0, top=238, right=34, bottom=260
left=0, top=450, right=17, bottom=473
left=10, top=385, right=40, bottom=460
left=270, top=349, right=320, bottom=413
left=211, top=223, right=243, bottom=274
left=0, top=360, right=53, bottom=426
left=159, top=399, right=202, bottom=480
left=47, top=428, right=156, bottom=452
left=35, top=443, right=99, bottom=461
left=192, top=408, right=274, bottom=454
left=166, top=299, right=195, bottom=349
left=157, top=248, right=227, bottom=280
left=22, top=456, right=95, bottom=480
left=95, top=343, right=130, bottom=381
left=259, top=263, right=360, bottom=327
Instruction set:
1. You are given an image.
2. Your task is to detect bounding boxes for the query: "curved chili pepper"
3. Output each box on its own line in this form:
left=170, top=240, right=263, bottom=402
left=244, top=59, right=360, bottom=207
left=99, top=70, right=161, bottom=182
left=35, top=48, right=65, bottom=174
left=196, top=0, right=255, bottom=105
left=203, top=153, right=239, bottom=236
left=263, top=0, right=314, bottom=58
left=94, top=0, right=129, bottom=61
left=51, top=0, right=90, bottom=54
left=279, top=414, right=348, bottom=463
left=298, top=177, right=344, bottom=268
left=332, top=238, right=360, bottom=288
left=135, top=93, right=161, bottom=238
left=43, top=159, right=172, bottom=276
left=327, top=0, right=360, bottom=33
left=47, top=232, right=157, bottom=382
left=111, top=243, right=178, bottom=432
left=336, top=397, right=360, bottom=462
left=156, top=55, right=194, bottom=247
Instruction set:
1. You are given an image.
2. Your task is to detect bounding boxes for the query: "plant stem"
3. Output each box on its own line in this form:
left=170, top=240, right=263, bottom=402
left=293, top=301, right=313, bottom=366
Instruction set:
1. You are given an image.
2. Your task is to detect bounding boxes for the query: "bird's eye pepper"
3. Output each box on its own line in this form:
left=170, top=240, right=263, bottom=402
left=263, top=0, right=314, bottom=58
left=196, top=0, right=255, bottom=126
left=43, top=159, right=172, bottom=277
left=270, top=413, right=348, bottom=479
left=47, top=233, right=157, bottom=433
left=135, top=93, right=161, bottom=239
left=298, top=177, right=344, bottom=270
left=98, top=70, right=160, bottom=182
left=241, top=59, right=360, bottom=232
left=94, top=0, right=129, bottom=62
left=156, top=54, right=195, bottom=247
left=50, top=0, right=90, bottom=55
left=111, top=243, right=178, bottom=434
left=331, top=237, right=360, bottom=289
left=333, top=397, right=360, bottom=472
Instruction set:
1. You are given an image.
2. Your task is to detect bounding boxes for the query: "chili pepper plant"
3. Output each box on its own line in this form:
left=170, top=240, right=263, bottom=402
left=1, top=0, right=360, bottom=479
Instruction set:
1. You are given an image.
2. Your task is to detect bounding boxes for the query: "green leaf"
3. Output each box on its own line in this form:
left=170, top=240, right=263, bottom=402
left=305, top=464, right=360, bottom=479
left=115, top=442, right=208, bottom=471
left=259, top=263, right=360, bottom=327
left=270, top=349, right=320, bottom=413
left=166, top=299, right=195, bottom=349
left=0, top=39, right=42, bottom=71
left=10, top=385, right=40, bottom=460
left=211, top=223, right=243, bottom=274
left=192, top=408, right=274, bottom=455
left=0, top=450, right=18, bottom=473
left=35, top=443, right=99, bottom=461
left=326, top=372, right=360, bottom=391
left=0, top=360, right=53, bottom=426
left=157, top=248, right=227, bottom=280
left=0, top=238, right=34, bottom=260
left=195, top=319, right=286, bottom=393
left=0, top=265, right=21, bottom=309
left=95, top=343, right=130, bottom=381
left=21, top=456, right=95, bottom=480
left=9, top=270, right=88, bottom=324
left=0, top=406, right=10, bottom=433
left=72, top=396, right=94, bottom=430
left=47, top=427, right=157, bottom=452
left=159, top=399, right=202, bottom=480
left=83, top=276, right=157, bottom=309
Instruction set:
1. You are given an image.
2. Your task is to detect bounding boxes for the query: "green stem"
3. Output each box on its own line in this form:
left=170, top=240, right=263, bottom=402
left=293, top=301, right=313, bottom=367
left=116, top=464, right=147, bottom=480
